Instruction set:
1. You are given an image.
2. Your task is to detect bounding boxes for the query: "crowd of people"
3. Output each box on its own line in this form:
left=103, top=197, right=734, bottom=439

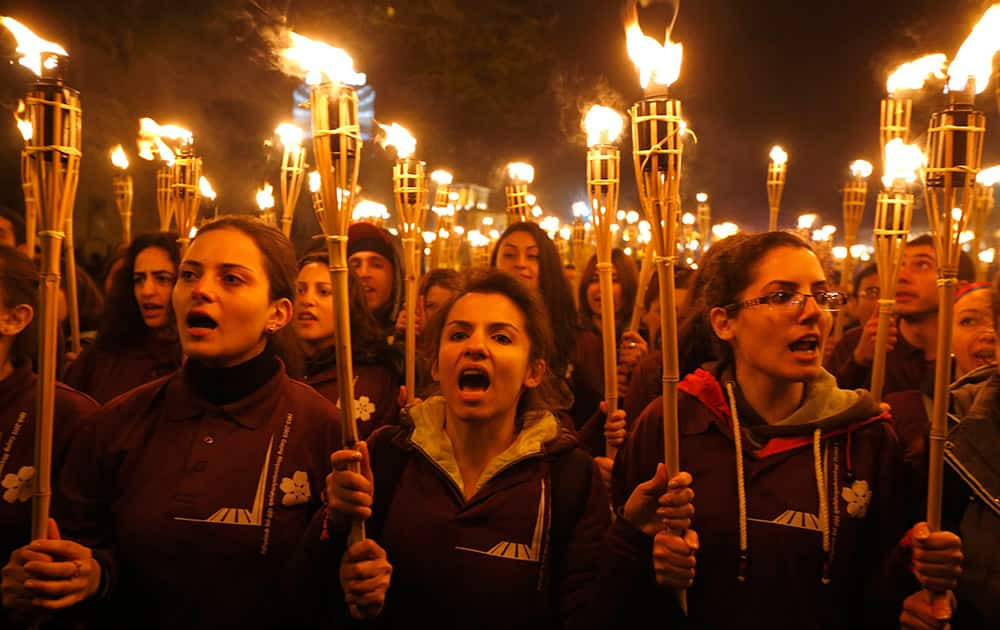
left=0, top=204, right=994, bottom=628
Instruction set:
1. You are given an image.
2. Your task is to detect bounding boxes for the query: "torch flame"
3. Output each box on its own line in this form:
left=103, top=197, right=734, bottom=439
left=431, top=169, right=454, bottom=186
left=274, top=123, right=304, bottom=150
left=309, top=170, right=321, bottom=193
left=14, top=99, right=31, bottom=142
left=256, top=183, right=275, bottom=211
left=110, top=145, right=129, bottom=170
left=583, top=105, right=624, bottom=147
left=797, top=213, right=818, bottom=230
left=281, top=31, right=366, bottom=86
left=1, top=17, right=68, bottom=77
left=976, top=165, right=1000, bottom=186
left=769, top=146, right=788, bottom=165
left=199, top=176, right=216, bottom=200
left=624, top=4, right=683, bottom=89
left=506, top=162, right=535, bottom=184
left=979, top=248, right=995, bottom=264
left=882, top=138, right=925, bottom=188
left=696, top=192, right=708, bottom=203
left=850, top=160, right=873, bottom=179
left=886, top=53, right=947, bottom=96
left=377, top=122, right=417, bottom=159
left=947, top=4, right=1000, bottom=94
left=353, top=200, right=389, bottom=222
left=137, top=117, right=192, bottom=165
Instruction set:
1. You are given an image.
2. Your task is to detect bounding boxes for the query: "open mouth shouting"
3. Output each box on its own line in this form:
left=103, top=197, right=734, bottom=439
left=456, top=366, right=491, bottom=401
left=788, top=334, right=821, bottom=360
left=185, top=310, right=219, bottom=337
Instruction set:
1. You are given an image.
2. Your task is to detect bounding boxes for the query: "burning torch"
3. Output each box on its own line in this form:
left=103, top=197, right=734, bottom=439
left=110, top=145, right=133, bottom=244
left=3, top=16, right=81, bottom=539
left=584, top=104, right=625, bottom=459
left=276, top=122, right=307, bottom=238
left=767, top=145, right=788, bottom=231
left=256, top=182, right=276, bottom=226
left=281, top=31, right=366, bottom=544
left=696, top=192, right=710, bottom=250
left=138, top=117, right=192, bottom=232
left=380, top=122, right=427, bottom=405
left=430, top=169, right=455, bottom=269
left=505, top=162, right=535, bottom=222
left=870, top=140, right=922, bottom=402
left=14, top=99, right=37, bottom=257
left=971, top=165, right=1000, bottom=280
left=833, top=160, right=873, bottom=341
left=170, top=142, right=203, bottom=257
left=624, top=0, right=687, bottom=610
left=881, top=54, right=946, bottom=147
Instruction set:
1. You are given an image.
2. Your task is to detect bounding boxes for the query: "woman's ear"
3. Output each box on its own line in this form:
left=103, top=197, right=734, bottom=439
left=266, top=297, right=293, bottom=333
left=522, top=358, right=546, bottom=389
left=709, top=305, right=736, bottom=342
left=0, top=303, right=33, bottom=337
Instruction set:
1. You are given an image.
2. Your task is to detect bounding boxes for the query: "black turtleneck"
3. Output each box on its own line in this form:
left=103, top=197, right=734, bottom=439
left=184, top=345, right=280, bottom=406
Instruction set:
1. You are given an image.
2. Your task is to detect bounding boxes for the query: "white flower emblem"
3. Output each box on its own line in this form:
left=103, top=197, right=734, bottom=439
left=2, top=466, right=35, bottom=504
left=841, top=479, right=871, bottom=518
left=279, top=471, right=311, bottom=506
left=355, top=396, right=375, bottom=423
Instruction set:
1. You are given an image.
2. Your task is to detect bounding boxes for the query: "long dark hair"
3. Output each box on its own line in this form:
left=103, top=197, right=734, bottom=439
left=0, top=245, right=37, bottom=364
left=97, top=232, right=180, bottom=351
left=577, top=249, right=638, bottom=336
left=489, top=221, right=577, bottom=375
left=191, top=216, right=302, bottom=373
left=423, top=267, right=559, bottom=424
left=701, top=231, right=814, bottom=366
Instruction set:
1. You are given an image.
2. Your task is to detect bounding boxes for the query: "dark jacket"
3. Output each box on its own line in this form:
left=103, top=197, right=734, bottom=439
left=604, top=365, right=907, bottom=629
left=302, top=396, right=611, bottom=629
left=0, top=363, right=98, bottom=567
left=825, top=325, right=934, bottom=396
left=301, top=350, right=401, bottom=442
left=57, top=360, right=341, bottom=629
left=62, top=335, right=181, bottom=404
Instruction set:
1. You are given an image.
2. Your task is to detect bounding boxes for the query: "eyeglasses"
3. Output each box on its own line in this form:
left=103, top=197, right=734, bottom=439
left=725, top=290, right=847, bottom=314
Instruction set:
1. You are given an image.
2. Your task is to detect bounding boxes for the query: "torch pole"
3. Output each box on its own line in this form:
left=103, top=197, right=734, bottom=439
left=157, top=166, right=174, bottom=232
left=403, top=235, right=418, bottom=400
left=628, top=244, right=655, bottom=334
left=312, top=81, right=364, bottom=546
left=22, top=67, right=82, bottom=540
left=835, top=175, right=869, bottom=342
left=64, top=217, right=81, bottom=355
left=630, top=95, right=686, bottom=614
left=21, top=150, right=38, bottom=257
left=113, top=172, right=134, bottom=245
left=393, top=157, right=429, bottom=404
left=280, top=147, right=306, bottom=238
left=587, top=142, right=621, bottom=458
left=767, top=160, right=786, bottom=232
left=172, top=156, right=203, bottom=258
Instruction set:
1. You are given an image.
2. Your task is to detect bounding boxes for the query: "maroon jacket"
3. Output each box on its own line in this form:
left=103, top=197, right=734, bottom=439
left=62, top=335, right=181, bottom=404
left=301, top=362, right=401, bottom=442
left=604, top=365, right=907, bottom=629
left=825, top=325, right=933, bottom=397
left=0, top=363, right=97, bottom=566
left=57, top=360, right=341, bottom=629
left=302, top=397, right=611, bottom=629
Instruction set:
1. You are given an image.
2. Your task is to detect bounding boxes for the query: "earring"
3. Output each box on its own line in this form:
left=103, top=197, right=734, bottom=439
left=266, top=325, right=277, bottom=334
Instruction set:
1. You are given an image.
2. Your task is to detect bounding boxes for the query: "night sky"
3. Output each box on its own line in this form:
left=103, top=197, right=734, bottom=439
left=1, top=0, right=998, bottom=254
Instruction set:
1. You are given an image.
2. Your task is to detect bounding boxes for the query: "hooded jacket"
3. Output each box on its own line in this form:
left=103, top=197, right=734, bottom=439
left=301, top=396, right=611, bottom=629
left=603, top=364, right=906, bottom=629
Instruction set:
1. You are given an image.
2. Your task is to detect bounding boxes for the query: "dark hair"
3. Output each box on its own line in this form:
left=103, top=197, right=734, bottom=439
left=701, top=231, right=815, bottom=366
left=852, top=262, right=879, bottom=297
left=296, top=252, right=387, bottom=362
left=0, top=207, right=25, bottom=246
left=419, top=268, right=462, bottom=301
left=906, top=233, right=975, bottom=282
left=489, top=221, right=577, bottom=375
left=97, top=233, right=180, bottom=351
left=577, top=249, right=638, bottom=335
left=0, top=245, right=37, bottom=363
left=64, top=263, right=104, bottom=334
left=423, top=268, right=559, bottom=423
left=101, top=242, right=130, bottom=294
left=191, top=216, right=302, bottom=372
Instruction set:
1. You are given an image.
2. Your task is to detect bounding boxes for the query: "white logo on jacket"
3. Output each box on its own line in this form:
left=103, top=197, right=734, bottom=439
left=841, top=479, right=871, bottom=518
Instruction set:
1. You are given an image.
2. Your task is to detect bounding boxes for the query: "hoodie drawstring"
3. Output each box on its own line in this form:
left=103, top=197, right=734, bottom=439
left=724, top=381, right=750, bottom=582
left=725, top=381, right=832, bottom=585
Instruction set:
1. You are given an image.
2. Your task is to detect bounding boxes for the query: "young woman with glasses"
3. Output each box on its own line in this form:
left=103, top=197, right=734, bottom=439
left=602, top=231, right=947, bottom=628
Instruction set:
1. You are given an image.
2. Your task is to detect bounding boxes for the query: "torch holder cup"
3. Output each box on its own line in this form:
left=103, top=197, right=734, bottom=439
left=505, top=183, right=531, bottom=222
left=880, top=97, right=912, bottom=147
left=393, top=158, right=428, bottom=404
left=171, top=156, right=203, bottom=256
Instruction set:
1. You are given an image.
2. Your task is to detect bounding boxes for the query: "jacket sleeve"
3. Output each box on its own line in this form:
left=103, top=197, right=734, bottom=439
left=557, top=458, right=612, bottom=630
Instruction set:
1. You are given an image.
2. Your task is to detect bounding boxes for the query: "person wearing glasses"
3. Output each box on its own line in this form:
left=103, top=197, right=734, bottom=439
left=603, top=231, right=917, bottom=627
left=825, top=235, right=975, bottom=397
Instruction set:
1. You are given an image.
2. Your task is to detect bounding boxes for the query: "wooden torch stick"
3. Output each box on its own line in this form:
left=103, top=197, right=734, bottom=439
left=172, top=154, right=203, bottom=258
left=834, top=162, right=871, bottom=342
left=20, top=149, right=38, bottom=258
left=628, top=243, right=655, bottom=333
left=63, top=216, right=81, bottom=355
left=113, top=172, right=133, bottom=245
left=156, top=165, right=174, bottom=232
left=22, top=54, right=82, bottom=540
left=923, top=91, right=985, bottom=532
left=585, top=105, right=623, bottom=459
left=392, top=155, right=428, bottom=405
left=766, top=146, right=788, bottom=232
left=869, top=191, right=913, bottom=402
left=630, top=94, right=686, bottom=614
left=879, top=97, right=912, bottom=149
left=311, top=79, right=365, bottom=546
left=278, top=127, right=307, bottom=238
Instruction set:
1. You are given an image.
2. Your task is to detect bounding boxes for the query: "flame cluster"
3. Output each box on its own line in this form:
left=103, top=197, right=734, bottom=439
left=280, top=32, right=366, bottom=86
left=137, top=118, right=193, bottom=166
left=624, top=3, right=683, bottom=89
left=378, top=122, right=416, bottom=159
left=583, top=105, right=624, bottom=147
left=1, top=17, right=67, bottom=77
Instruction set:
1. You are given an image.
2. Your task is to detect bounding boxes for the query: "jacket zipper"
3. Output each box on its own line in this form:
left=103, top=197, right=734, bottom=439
left=409, top=442, right=545, bottom=504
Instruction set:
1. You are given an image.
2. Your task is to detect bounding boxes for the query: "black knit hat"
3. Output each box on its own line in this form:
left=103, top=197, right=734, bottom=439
left=347, top=222, right=396, bottom=266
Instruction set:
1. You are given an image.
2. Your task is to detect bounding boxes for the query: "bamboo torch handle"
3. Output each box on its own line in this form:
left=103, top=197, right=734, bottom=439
left=326, top=234, right=366, bottom=546
left=597, top=262, right=619, bottom=459
left=869, top=299, right=895, bottom=403
left=629, top=245, right=655, bottom=333
left=403, top=236, right=418, bottom=404
left=64, top=217, right=81, bottom=355
left=32, top=234, right=62, bottom=539
left=926, top=279, right=956, bottom=532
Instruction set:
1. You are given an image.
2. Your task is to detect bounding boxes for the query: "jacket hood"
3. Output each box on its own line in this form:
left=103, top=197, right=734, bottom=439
left=949, top=363, right=995, bottom=420
left=406, top=396, right=574, bottom=497
left=682, top=364, right=887, bottom=454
